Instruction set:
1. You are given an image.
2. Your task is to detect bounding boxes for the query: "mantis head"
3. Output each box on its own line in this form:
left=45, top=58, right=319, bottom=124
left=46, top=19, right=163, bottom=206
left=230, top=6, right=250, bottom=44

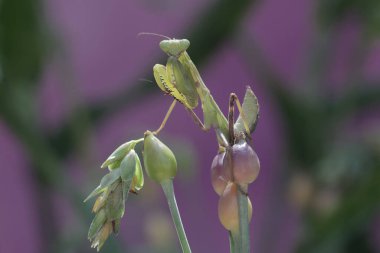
left=159, top=39, right=190, bottom=57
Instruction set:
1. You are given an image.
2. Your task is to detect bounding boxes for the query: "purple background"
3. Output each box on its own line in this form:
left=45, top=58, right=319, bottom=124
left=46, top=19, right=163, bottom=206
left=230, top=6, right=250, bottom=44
left=1, top=0, right=379, bottom=252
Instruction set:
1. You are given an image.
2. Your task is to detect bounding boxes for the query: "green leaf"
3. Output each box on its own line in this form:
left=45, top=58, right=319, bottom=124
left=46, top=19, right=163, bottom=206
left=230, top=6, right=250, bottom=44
left=84, top=169, right=121, bottom=202
left=88, top=209, right=106, bottom=240
left=133, top=152, right=144, bottom=191
left=234, top=86, right=259, bottom=135
left=105, top=182, right=125, bottom=220
left=112, top=219, right=121, bottom=235
left=119, top=150, right=137, bottom=182
left=122, top=179, right=133, bottom=205
left=101, top=140, right=139, bottom=169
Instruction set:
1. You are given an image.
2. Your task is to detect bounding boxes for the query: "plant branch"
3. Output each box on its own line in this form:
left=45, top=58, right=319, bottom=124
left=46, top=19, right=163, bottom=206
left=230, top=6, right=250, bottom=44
left=237, top=184, right=250, bottom=253
left=161, top=179, right=192, bottom=253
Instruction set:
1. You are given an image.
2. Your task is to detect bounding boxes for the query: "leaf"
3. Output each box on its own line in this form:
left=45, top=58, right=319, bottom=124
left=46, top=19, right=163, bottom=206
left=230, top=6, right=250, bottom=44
left=119, top=150, right=136, bottom=182
left=234, top=86, right=259, bottom=135
left=84, top=169, right=121, bottom=202
left=88, top=209, right=106, bottom=240
left=105, top=182, right=125, bottom=220
left=132, top=152, right=144, bottom=191
left=101, top=140, right=138, bottom=168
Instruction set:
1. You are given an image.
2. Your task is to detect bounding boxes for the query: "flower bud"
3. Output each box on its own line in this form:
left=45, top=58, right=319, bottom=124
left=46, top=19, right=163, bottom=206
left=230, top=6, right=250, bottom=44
left=143, top=131, right=177, bottom=183
left=229, top=140, right=260, bottom=184
left=218, top=182, right=252, bottom=231
left=211, top=152, right=230, bottom=195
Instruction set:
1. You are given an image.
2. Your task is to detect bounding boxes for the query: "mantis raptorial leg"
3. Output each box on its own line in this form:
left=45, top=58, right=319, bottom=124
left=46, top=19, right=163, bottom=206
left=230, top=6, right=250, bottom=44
left=153, top=100, right=177, bottom=135
left=228, top=93, right=251, bottom=143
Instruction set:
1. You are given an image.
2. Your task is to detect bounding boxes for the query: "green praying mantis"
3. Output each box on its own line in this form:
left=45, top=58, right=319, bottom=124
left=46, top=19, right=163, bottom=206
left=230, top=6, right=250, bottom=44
left=142, top=33, right=259, bottom=144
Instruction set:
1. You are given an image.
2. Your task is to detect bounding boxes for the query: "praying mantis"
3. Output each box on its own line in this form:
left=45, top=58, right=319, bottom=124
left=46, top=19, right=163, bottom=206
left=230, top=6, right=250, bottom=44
left=144, top=33, right=259, bottom=144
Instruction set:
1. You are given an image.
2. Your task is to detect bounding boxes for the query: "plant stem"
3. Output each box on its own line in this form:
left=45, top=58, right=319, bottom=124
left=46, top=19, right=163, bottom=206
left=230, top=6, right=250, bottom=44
left=231, top=228, right=241, bottom=253
left=161, top=179, right=192, bottom=253
left=229, top=231, right=237, bottom=253
left=237, top=184, right=250, bottom=253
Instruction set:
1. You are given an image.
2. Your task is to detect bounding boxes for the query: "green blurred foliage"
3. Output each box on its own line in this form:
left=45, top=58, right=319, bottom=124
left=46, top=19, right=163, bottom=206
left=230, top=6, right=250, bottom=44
left=0, top=0, right=47, bottom=87
left=318, top=0, right=380, bottom=36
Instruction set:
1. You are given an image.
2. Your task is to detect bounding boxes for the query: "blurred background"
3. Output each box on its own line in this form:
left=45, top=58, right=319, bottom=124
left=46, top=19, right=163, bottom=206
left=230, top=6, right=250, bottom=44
left=1, top=0, right=380, bottom=252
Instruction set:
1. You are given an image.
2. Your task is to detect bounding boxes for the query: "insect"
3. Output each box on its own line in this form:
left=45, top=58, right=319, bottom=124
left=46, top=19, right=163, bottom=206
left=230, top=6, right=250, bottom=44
left=139, top=33, right=257, bottom=141
left=153, top=37, right=199, bottom=110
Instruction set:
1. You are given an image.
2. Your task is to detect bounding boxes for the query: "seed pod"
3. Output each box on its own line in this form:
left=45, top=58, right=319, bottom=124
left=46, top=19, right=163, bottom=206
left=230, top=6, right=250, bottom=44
left=218, top=182, right=252, bottom=231
left=230, top=140, right=260, bottom=184
left=211, top=152, right=230, bottom=195
left=143, top=131, right=177, bottom=183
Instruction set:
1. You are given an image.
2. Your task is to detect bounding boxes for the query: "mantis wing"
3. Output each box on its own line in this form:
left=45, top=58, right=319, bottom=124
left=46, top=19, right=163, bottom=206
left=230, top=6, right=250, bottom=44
left=166, top=56, right=198, bottom=109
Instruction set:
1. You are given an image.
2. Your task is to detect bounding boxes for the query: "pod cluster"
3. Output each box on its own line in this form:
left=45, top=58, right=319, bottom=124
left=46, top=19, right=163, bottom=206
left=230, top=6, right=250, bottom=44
left=211, top=139, right=260, bottom=231
left=85, top=142, right=144, bottom=251
left=85, top=132, right=178, bottom=250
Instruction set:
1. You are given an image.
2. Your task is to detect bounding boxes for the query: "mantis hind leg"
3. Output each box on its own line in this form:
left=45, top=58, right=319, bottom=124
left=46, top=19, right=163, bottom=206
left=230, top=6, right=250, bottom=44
left=185, top=107, right=209, bottom=132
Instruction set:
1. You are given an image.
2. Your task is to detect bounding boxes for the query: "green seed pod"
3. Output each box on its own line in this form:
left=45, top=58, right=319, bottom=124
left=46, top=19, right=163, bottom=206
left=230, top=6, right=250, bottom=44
left=143, top=131, right=177, bottom=183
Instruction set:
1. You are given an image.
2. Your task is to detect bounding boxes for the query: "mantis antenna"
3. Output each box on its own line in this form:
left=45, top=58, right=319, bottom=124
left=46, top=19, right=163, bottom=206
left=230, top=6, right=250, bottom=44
left=137, top=32, right=171, bottom=40
left=138, top=78, right=154, bottom=84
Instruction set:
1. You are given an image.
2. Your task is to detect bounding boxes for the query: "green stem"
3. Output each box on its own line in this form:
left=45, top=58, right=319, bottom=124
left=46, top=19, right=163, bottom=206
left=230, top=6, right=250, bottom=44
left=237, top=184, right=250, bottom=253
left=161, top=179, right=192, bottom=253
left=231, top=229, right=241, bottom=253
left=229, top=231, right=238, bottom=253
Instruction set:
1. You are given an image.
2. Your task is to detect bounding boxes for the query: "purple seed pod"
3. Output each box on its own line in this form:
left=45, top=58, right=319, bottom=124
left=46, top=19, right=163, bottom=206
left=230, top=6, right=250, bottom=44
left=211, top=152, right=230, bottom=195
left=231, top=140, right=260, bottom=184
left=218, top=182, right=252, bottom=231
